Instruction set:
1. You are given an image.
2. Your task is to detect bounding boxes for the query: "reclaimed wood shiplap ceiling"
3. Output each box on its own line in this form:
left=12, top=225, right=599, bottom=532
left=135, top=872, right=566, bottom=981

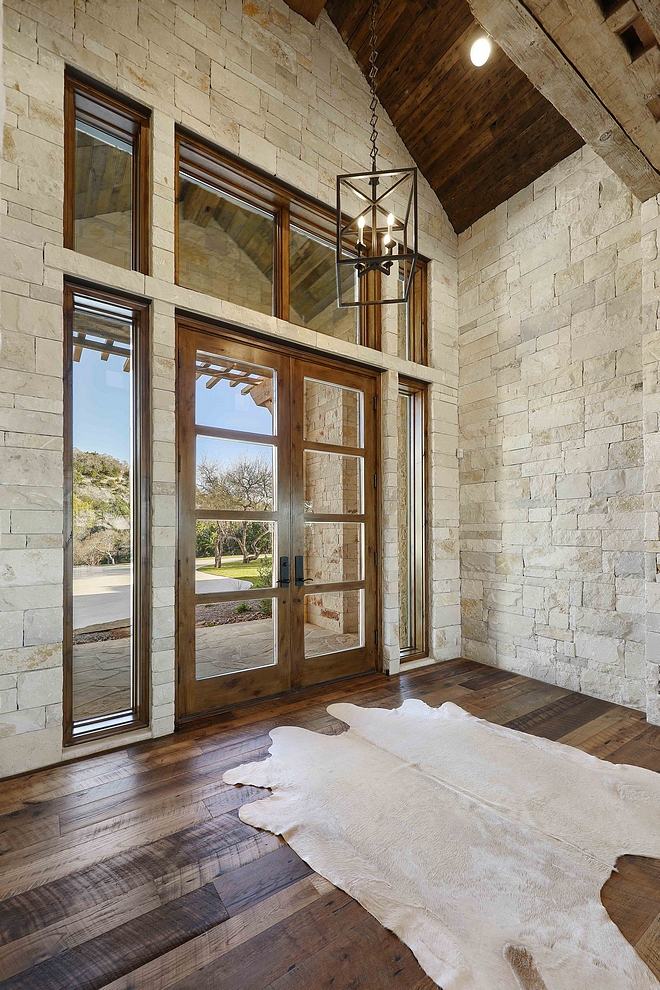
left=321, top=0, right=584, bottom=232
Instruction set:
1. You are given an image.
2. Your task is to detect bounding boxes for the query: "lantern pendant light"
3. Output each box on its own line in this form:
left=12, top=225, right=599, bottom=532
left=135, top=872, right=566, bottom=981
left=336, top=0, right=419, bottom=308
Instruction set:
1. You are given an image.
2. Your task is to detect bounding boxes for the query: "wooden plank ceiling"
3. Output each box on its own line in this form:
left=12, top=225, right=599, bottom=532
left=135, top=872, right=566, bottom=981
left=323, top=0, right=583, bottom=232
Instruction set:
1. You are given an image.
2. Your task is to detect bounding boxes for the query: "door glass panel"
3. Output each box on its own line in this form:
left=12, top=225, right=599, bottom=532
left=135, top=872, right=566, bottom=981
left=290, top=228, right=358, bottom=342
left=195, top=520, right=275, bottom=593
left=178, top=175, right=274, bottom=314
left=195, top=598, right=276, bottom=678
left=196, top=352, right=275, bottom=435
left=304, top=590, right=364, bottom=657
left=75, top=121, right=133, bottom=269
left=304, top=451, right=362, bottom=514
left=304, top=522, right=363, bottom=584
left=196, top=437, right=275, bottom=511
left=70, top=296, right=135, bottom=722
left=303, top=379, right=362, bottom=447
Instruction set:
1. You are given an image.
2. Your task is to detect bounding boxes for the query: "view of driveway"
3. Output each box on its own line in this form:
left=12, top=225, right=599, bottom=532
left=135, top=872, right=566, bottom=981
left=73, top=559, right=251, bottom=630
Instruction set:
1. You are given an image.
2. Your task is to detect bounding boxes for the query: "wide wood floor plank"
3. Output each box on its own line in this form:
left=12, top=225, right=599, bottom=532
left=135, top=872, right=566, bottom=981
left=99, top=875, right=337, bottom=990
left=213, top=846, right=312, bottom=917
left=0, top=660, right=659, bottom=990
left=0, top=817, right=266, bottom=945
left=0, top=884, right=228, bottom=990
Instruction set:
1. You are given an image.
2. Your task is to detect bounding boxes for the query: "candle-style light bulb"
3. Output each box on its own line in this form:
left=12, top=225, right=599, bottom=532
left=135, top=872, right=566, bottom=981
left=384, top=213, right=394, bottom=255
left=356, top=214, right=366, bottom=255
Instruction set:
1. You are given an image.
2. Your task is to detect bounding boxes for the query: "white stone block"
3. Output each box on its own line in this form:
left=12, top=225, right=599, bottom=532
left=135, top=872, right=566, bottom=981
left=17, top=667, right=62, bottom=710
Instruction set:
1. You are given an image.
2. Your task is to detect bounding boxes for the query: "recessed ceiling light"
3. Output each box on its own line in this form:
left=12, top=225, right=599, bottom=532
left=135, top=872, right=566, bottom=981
left=470, top=37, right=491, bottom=67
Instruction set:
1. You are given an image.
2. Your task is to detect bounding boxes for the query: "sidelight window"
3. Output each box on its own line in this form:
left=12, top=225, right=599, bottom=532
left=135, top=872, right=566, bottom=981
left=398, top=379, right=428, bottom=659
left=63, top=284, right=150, bottom=742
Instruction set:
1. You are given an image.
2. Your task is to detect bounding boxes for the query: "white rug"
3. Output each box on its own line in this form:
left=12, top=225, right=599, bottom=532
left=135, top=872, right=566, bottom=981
left=223, top=699, right=660, bottom=990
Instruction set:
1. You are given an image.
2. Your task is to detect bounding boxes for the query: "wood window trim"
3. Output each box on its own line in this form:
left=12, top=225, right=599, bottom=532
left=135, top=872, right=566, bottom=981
left=63, top=280, right=151, bottom=746
left=398, top=376, right=428, bottom=662
left=176, top=128, right=381, bottom=349
left=64, top=70, right=151, bottom=275
left=410, top=259, right=428, bottom=367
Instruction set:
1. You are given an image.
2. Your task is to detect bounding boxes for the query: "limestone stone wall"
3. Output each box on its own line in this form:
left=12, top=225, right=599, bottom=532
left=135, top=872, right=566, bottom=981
left=642, top=193, right=660, bottom=723
left=0, top=0, right=459, bottom=776
left=459, top=146, right=649, bottom=710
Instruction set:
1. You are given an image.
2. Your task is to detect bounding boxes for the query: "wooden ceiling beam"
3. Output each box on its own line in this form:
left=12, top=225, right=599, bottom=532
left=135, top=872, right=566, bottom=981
left=467, top=0, right=660, bottom=202
left=284, top=0, right=328, bottom=25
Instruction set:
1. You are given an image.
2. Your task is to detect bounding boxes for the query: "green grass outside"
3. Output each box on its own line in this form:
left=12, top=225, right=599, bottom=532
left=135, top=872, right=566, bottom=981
left=197, top=557, right=272, bottom=584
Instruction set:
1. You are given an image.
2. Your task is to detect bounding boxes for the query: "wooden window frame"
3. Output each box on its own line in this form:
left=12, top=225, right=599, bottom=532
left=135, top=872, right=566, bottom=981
left=398, top=258, right=428, bottom=365
left=63, top=280, right=151, bottom=746
left=398, top=377, right=428, bottom=662
left=176, top=129, right=381, bottom=349
left=64, top=70, right=151, bottom=275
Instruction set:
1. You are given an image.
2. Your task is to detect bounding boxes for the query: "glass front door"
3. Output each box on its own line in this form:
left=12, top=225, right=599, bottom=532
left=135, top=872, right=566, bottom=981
left=177, top=322, right=378, bottom=719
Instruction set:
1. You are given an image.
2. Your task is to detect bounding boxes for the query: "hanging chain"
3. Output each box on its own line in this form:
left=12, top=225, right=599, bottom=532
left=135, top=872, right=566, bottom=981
left=368, top=0, right=379, bottom=173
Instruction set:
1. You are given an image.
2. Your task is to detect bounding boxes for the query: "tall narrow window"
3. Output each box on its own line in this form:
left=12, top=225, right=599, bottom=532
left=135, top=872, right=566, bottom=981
left=397, top=259, right=428, bottom=364
left=398, top=379, right=427, bottom=659
left=64, top=284, right=150, bottom=742
left=65, top=72, right=150, bottom=273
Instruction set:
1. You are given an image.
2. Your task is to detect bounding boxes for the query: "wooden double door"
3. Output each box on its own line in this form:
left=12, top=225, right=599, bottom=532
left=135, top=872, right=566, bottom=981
left=177, top=320, right=379, bottom=720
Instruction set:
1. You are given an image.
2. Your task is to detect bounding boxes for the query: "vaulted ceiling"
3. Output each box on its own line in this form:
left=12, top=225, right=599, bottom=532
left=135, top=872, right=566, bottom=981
left=322, top=0, right=584, bottom=232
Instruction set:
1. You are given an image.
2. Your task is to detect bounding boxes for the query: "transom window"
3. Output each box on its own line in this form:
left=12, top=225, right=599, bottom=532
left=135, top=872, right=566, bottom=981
left=177, top=133, right=428, bottom=352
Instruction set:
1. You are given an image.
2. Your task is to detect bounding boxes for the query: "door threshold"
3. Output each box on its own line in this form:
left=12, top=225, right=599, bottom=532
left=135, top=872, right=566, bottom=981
left=398, top=656, right=434, bottom=673
left=175, top=668, right=380, bottom=732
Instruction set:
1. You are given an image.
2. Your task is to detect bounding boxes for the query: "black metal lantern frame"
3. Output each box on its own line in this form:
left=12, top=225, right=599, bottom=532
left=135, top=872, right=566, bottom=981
left=334, top=0, right=419, bottom=308
left=336, top=164, right=418, bottom=307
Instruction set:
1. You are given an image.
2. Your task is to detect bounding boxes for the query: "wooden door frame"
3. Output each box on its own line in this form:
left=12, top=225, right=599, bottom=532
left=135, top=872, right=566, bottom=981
left=175, top=313, right=383, bottom=726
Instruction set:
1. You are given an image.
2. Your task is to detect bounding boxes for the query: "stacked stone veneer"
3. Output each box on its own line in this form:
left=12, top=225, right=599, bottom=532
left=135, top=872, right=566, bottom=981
left=458, top=145, right=658, bottom=713
left=0, top=0, right=459, bottom=776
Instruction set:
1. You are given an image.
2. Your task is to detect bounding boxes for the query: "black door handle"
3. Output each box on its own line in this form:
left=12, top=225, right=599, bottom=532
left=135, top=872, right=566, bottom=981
left=294, top=555, right=313, bottom=587
left=278, top=556, right=290, bottom=588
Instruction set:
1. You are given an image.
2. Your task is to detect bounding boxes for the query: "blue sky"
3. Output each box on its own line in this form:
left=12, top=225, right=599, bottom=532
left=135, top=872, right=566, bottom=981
left=73, top=349, right=275, bottom=468
left=195, top=375, right=274, bottom=435
left=73, top=349, right=131, bottom=462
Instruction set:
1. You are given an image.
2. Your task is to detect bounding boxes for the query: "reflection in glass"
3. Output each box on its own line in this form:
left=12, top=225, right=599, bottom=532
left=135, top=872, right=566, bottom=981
left=303, top=379, right=362, bottom=448
left=304, top=523, right=363, bottom=584
left=304, top=590, right=363, bottom=657
left=71, top=295, right=135, bottom=721
left=398, top=393, right=411, bottom=649
left=290, top=227, right=358, bottom=342
left=195, top=599, right=276, bottom=679
left=195, top=520, right=275, bottom=594
left=398, top=385, right=426, bottom=655
left=178, top=175, right=274, bottom=314
left=196, top=351, right=275, bottom=435
left=75, top=121, right=133, bottom=269
left=303, top=451, right=362, bottom=515
left=196, top=437, right=275, bottom=511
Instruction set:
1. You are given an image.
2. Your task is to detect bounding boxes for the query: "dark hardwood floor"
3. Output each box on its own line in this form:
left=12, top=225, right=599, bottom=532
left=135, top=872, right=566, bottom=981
left=0, top=658, right=659, bottom=989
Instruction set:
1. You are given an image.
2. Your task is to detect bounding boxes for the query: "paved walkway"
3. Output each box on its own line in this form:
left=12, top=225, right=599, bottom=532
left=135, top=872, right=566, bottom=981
left=73, top=620, right=361, bottom=720
left=73, top=562, right=250, bottom=630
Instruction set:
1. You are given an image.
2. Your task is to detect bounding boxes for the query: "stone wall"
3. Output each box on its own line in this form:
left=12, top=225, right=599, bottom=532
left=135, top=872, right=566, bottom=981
left=458, top=146, right=648, bottom=710
left=0, top=0, right=459, bottom=776
left=642, top=193, right=660, bottom=723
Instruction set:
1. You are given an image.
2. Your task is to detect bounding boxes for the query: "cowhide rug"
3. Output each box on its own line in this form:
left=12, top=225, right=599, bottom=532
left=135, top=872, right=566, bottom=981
left=223, top=699, right=660, bottom=990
